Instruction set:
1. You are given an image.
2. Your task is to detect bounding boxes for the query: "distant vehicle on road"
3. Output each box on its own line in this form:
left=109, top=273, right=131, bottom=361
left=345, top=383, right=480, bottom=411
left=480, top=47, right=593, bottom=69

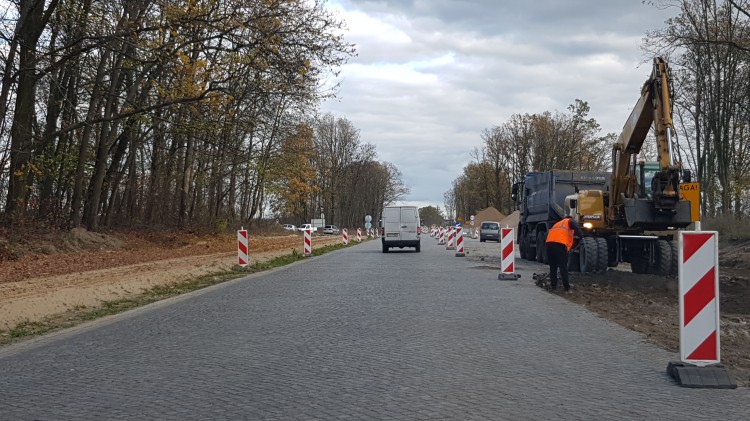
left=381, top=206, right=421, bottom=253
left=480, top=221, right=500, bottom=242
left=322, top=225, right=339, bottom=235
left=282, top=224, right=297, bottom=231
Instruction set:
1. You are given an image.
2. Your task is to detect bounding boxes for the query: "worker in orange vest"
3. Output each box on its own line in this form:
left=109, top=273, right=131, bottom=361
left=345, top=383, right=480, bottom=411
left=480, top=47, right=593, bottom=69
left=545, top=214, right=584, bottom=293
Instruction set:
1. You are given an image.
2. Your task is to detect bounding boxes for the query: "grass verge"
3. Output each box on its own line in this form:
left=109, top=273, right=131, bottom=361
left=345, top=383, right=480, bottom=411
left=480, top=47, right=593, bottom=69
left=0, top=241, right=357, bottom=347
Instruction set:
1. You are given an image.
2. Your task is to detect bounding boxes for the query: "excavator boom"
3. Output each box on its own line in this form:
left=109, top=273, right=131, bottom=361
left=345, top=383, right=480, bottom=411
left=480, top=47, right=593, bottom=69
left=609, top=57, right=684, bottom=225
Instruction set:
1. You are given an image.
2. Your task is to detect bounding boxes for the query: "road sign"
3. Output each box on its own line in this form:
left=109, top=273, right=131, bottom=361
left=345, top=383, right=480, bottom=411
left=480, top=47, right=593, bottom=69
left=457, top=216, right=462, bottom=222
left=365, top=215, right=372, bottom=223
left=365, top=222, right=372, bottom=229
left=470, top=215, right=475, bottom=221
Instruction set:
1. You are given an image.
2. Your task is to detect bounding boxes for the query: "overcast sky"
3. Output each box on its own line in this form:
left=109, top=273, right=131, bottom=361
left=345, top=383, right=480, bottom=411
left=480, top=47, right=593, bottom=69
left=319, top=0, right=677, bottom=210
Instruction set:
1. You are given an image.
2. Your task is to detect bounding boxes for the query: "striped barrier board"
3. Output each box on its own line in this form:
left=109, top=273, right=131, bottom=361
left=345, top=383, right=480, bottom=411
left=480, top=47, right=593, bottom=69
left=237, top=228, right=248, bottom=267
left=356, top=228, right=362, bottom=242
left=304, top=229, right=312, bottom=257
left=679, top=231, right=720, bottom=365
left=667, top=231, right=736, bottom=388
left=342, top=228, right=348, bottom=245
left=446, top=228, right=455, bottom=250
left=455, top=227, right=465, bottom=257
left=498, top=227, right=519, bottom=280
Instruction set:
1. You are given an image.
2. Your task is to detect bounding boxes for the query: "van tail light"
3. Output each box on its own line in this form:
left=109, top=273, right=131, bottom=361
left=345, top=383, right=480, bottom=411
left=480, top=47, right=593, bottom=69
left=417, top=226, right=421, bottom=235
left=380, top=227, right=385, bottom=236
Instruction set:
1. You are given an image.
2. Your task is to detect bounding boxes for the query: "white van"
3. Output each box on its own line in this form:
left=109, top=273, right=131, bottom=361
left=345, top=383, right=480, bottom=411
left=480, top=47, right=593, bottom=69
left=381, top=206, right=421, bottom=253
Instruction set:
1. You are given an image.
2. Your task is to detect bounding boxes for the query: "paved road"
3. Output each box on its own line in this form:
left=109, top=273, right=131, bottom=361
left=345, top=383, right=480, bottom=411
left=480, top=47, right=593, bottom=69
left=0, top=236, right=747, bottom=420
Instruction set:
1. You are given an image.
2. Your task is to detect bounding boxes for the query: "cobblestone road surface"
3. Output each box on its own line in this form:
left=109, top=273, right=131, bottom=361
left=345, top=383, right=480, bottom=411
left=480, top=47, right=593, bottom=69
left=0, top=235, right=747, bottom=420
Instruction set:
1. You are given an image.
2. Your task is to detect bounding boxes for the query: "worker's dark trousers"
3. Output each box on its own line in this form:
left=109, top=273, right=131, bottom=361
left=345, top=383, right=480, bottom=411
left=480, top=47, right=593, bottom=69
left=546, top=242, right=570, bottom=290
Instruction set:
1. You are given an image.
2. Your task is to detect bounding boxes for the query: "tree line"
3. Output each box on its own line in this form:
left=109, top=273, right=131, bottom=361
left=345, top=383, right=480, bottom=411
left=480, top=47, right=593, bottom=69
left=448, top=0, right=750, bottom=223
left=0, top=0, right=406, bottom=232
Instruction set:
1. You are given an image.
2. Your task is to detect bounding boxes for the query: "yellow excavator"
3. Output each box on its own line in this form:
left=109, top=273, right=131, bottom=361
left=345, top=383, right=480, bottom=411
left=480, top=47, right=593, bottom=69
left=563, top=57, right=698, bottom=274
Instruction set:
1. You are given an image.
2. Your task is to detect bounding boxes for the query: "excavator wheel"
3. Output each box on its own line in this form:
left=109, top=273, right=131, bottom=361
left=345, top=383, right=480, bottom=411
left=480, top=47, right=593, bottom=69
left=654, top=239, right=672, bottom=276
left=595, top=238, right=608, bottom=272
left=669, top=240, right=679, bottom=276
left=568, top=250, right=581, bottom=272
left=579, top=237, right=598, bottom=273
left=606, top=237, right=619, bottom=267
left=630, top=254, right=649, bottom=274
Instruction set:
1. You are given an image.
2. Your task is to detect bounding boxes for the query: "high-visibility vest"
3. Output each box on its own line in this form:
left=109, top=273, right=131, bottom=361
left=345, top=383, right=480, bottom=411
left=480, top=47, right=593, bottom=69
left=546, top=218, right=574, bottom=251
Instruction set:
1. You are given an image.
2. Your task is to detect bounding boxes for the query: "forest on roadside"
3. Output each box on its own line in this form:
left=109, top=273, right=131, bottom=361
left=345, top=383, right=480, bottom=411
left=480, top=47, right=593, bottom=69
left=0, top=0, right=408, bottom=232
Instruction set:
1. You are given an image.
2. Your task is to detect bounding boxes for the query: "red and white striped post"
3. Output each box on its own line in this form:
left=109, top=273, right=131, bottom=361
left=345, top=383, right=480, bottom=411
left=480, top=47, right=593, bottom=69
left=438, top=228, right=446, bottom=245
left=237, top=227, right=248, bottom=267
left=667, top=231, right=735, bottom=388
left=679, top=232, right=720, bottom=365
left=356, top=228, right=362, bottom=242
left=303, top=229, right=312, bottom=257
left=446, top=227, right=455, bottom=250
left=455, top=227, right=465, bottom=257
left=342, top=228, right=349, bottom=245
left=498, top=227, right=518, bottom=280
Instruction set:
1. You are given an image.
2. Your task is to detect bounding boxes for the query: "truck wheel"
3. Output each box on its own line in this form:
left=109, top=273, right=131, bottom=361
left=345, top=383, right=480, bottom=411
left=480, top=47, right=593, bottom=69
left=519, top=235, right=528, bottom=259
left=537, top=231, right=548, bottom=264
left=527, top=233, right=537, bottom=261
left=595, top=238, right=608, bottom=272
left=654, top=239, right=671, bottom=275
left=579, top=237, right=598, bottom=273
left=669, top=240, right=679, bottom=276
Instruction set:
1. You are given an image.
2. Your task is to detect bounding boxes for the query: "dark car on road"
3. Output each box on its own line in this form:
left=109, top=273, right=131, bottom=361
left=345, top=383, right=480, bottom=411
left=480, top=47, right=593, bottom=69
left=480, top=221, right=500, bottom=242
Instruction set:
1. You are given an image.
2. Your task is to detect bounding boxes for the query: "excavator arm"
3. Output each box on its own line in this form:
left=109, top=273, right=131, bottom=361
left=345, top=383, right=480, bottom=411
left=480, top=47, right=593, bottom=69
left=609, top=57, right=682, bottom=223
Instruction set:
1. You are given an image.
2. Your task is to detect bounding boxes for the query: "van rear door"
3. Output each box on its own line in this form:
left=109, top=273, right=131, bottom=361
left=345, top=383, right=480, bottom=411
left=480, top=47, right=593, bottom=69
left=401, top=207, right=419, bottom=240
left=384, top=207, right=402, bottom=241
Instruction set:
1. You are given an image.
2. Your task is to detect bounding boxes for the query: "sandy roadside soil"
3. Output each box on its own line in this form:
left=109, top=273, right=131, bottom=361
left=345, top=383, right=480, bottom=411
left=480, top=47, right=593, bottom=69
left=0, top=235, right=343, bottom=329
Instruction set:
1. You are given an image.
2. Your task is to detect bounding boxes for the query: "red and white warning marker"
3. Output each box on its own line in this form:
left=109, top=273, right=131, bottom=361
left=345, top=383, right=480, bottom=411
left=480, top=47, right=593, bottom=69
left=237, top=227, right=249, bottom=267
left=303, top=229, right=312, bottom=257
left=438, top=228, right=446, bottom=245
left=356, top=228, right=362, bottom=242
left=498, top=227, right=519, bottom=280
left=679, top=231, right=720, bottom=365
left=342, top=228, right=349, bottom=245
left=446, top=228, right=455, bottom=250
left=455, top=227, right=465, bottom=257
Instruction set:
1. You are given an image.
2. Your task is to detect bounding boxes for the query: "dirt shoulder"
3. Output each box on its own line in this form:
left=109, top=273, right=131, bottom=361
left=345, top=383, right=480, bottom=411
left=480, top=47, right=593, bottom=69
left=0, top=229, right=342, bottom=330
left=557, top=262, right=750, bottom=387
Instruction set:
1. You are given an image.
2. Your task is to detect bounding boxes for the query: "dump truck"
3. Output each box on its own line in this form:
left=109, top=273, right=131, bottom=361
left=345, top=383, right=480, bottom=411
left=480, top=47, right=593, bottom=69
left=512, top=57, right=699, bottom=275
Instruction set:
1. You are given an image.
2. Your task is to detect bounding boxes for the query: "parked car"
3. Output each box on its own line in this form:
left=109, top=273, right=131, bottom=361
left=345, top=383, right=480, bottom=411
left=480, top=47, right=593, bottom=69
left=480, top=221, right=500, bottom=242
left=322, top=225, right=339, bottom=235
left=282, top=224, right=297, bottom=231
left=298, top=224, right=317, bottom=233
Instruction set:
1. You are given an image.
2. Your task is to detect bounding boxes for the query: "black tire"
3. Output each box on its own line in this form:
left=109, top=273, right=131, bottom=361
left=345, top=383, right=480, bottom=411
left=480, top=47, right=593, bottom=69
left=669, top=240, right=679, bottom=276
left=382, top=242, right=388, bottom=253
left=519, top=234, right=528, bottom=259
left=630, top=254, right=649, bottom=274
left=595, top=238, right=608, bottom=272
left=568, top=250, right=581, bottom=272
left=527, top=233, right=537, bottom=261
left=415, top=242, right=421, bottom=253
left=480, top=238, right=485, bottom=243
left=537, top=230, right=548, bottom=264
left=654, top=239, right=671, bottom=275
left=579, top=237, right=598, bottom=273
left=606, top=237, right=619, bottom=267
